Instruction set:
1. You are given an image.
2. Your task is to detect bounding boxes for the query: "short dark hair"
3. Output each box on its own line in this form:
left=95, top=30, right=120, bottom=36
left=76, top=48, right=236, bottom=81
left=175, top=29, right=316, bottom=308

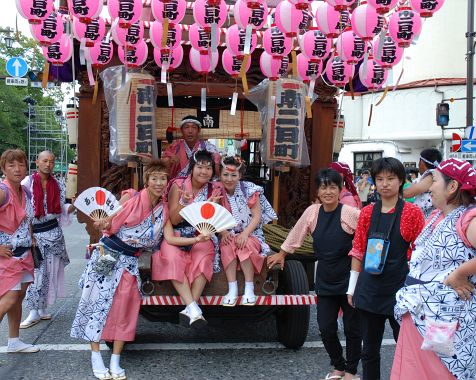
left=420, top=148, right=442, bottom=169
left=221, top=156, right=247, bottom=175
left=188, top=150, right=216, bottom=177
left=361, top=170, right=370, bottom=175
left=371, top=157, right=406, bottom=194
left=315, top=168, right=343, bottom=191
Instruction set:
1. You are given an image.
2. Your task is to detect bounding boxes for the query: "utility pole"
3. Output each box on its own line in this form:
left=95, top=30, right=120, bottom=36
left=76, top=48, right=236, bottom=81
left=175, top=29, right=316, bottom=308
left=466, top=0, right=475, bottom=138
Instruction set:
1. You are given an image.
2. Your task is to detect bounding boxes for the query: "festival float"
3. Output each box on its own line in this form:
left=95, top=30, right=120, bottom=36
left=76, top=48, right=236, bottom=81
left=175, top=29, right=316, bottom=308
left=15, top=0, right=446, bottom=349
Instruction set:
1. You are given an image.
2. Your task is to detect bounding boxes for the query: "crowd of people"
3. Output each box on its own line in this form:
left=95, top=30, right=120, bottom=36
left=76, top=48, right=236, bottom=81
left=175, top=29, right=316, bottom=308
left=1, top=116, right=476, bottom=380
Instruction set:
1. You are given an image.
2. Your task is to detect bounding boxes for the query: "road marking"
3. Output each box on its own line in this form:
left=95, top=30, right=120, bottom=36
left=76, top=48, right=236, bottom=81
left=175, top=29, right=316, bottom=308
left=0, top=339, right=396, bottom=353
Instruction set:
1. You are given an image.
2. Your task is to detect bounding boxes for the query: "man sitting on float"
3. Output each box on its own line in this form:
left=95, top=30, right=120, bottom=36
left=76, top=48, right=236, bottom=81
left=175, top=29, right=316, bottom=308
left=162, top=115, right=221, bottom=179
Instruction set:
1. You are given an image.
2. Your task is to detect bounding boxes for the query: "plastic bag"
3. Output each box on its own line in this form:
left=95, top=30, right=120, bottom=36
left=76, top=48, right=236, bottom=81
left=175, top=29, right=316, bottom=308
left=421, top=318, right=459, bottom=357
left=92, top=245, right=121, bottom=276
left=246, top=78, right=316, bottom=169
left=101, top=66, right=158, bottom=165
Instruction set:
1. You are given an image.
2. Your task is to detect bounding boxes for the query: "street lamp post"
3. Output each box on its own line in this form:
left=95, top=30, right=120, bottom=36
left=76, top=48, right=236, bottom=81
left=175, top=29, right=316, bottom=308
left=0, top=27, right=14, bottom=49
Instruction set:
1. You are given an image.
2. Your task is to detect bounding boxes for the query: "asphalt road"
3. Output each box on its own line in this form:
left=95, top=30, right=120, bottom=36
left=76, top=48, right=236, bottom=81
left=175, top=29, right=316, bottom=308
left=0, top=218, right=397, bottom=380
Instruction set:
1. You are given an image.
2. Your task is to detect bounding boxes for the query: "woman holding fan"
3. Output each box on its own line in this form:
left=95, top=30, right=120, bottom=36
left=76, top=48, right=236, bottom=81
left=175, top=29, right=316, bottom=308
left=152, top=150, right=222, bottom=327
left=71, top=160, right=170, bottom=380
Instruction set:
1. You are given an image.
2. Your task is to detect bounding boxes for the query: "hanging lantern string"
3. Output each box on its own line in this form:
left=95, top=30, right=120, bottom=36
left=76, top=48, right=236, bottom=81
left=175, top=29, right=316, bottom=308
left=332, top=90, right=345, bottom=150
left=368, top=91, right=375, bottom=127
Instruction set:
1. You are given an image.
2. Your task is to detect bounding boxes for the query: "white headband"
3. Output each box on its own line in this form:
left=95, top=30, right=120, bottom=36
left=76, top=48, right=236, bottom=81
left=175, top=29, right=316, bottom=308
left=180, top=118, right=202, bottom=128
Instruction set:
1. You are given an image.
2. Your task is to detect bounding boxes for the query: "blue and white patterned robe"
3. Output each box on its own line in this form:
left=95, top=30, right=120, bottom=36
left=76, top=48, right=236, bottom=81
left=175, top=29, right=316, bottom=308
left=395, top=207, right=476, bottom=380
left=71, top=201, right=166, bottom=342
left=225, top=181, right=277, bottom=255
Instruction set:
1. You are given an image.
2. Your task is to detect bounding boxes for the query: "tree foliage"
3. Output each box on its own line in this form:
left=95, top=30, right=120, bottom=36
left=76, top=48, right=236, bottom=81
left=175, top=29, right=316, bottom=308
left=0, top=28, right=66, bottom=156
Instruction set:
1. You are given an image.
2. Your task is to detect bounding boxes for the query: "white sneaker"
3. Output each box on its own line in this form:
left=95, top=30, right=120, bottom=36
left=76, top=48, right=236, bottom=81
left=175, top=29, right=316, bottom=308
left=7, top=340, right=40, bottom=353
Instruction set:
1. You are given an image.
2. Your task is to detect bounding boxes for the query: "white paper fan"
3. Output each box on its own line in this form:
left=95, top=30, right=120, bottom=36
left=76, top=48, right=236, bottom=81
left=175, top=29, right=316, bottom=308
left=74, top=187, right=122, bottom=222
left=179, top=201, right=237, bottom=235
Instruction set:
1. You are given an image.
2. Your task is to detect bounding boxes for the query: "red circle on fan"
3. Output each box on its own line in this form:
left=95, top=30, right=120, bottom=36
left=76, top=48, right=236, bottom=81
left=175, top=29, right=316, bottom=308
left=95, top=190, right=106, bottom=206
left=200, top=203, right=216, bottom=219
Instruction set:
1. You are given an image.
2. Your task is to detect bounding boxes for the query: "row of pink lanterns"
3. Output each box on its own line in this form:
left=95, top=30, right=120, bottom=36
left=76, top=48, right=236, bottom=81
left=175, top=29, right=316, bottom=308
left=15, top=0, right=446, bottom=91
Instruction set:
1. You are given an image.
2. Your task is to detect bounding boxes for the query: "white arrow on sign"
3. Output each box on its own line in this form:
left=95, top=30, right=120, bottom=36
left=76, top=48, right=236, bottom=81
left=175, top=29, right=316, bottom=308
left=462, top=140, right=476, bottom=152
left=12, top=59, right=22, bottom=78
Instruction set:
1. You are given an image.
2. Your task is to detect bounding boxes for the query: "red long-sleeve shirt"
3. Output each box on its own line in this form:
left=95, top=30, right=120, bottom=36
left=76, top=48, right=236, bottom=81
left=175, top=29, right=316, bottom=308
left=349, top=201, right=425, bottom=261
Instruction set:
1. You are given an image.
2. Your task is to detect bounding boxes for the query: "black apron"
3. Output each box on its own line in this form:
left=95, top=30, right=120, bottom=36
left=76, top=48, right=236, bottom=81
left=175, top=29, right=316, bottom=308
left=312, top=203, right=354, bottom=296
left=354, top=199, right=410, bottom=316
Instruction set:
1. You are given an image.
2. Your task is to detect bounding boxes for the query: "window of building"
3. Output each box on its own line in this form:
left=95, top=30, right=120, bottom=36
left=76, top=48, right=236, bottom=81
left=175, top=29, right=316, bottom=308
left=354, top=151, right=383, bottom=175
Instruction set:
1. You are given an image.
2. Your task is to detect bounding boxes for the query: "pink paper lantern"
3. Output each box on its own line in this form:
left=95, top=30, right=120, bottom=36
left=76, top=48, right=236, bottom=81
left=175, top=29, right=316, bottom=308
left=260, top=51, right=289, bottom=80
left=325, top=0, right=357, bottom=12
left=351, top=3, right=384, bottom=41
left=221, top=48, right=251, bottom=78
left=288, top=0, right=310, bottom=11
left=275, top=0, right=303, bottom=38
left=42, top=34, right=73, bottom=66
left=325, top=54, right=355, bottom=87
left=118, top=39, right=148, bottom=67
left=111, top=20, right=144, bottom=46
left=67, top=0, right=103, bottom=24
left=299, top=8, right=313, bottom=35
left=72, top=16, right=106, bottom=47
left=336, top=29, right=366, bottom=65
left=234, top=0, right=268, bottom=31
left=315, top=2, right=350, bottom=39
left=151, top=0, right=186, bottom=25
left=189, top=47, right=219, bottom=74
left=107, top=0, right=142, bottom=29
left=299, top=28, right=332, bottom=62
left=225, top=24, right=257, bottom=58
left=410, top=0, right=445, bottom=18
left=372, top=34, right=403, bottom=69
left=388, top=7, right=422, bottom=48
left=262, top=25, right=293, bottom=58
left=367, top=0, right=398, bottom=15
left=153, top=45, right=184, bottom=70
left=85, top=38, right=113, bottom=68
left=193, top=0, right=227, bottom=30
left=15, top=0, right=54, bottom=25
left=149, top=21, right=182, bottom=51
left=30, top=11, right=63, bottom=46
left=297, top=53, right=323, bottom=81
left=189, top=23, right=220, bottom=53
left=359, top=57, right=388, bottom=90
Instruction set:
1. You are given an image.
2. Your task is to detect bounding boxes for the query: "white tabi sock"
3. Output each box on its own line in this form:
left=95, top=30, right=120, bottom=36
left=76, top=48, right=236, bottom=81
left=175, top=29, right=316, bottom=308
left=25, top=310, right=40, bottom=322
left=91, top=351, right=107, bottom=372
left=110, top=354, right=123, bottom=374
left=226, top=281, right=238, bottom=297
left=244, top=282, right=255, bottom=297
left=8, top=337, right=20, bottom=345
left=188, top=301, right=202, bottom=318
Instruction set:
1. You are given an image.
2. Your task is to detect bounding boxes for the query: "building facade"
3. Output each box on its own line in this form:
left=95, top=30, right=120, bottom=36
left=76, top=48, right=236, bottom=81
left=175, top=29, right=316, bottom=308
left=338, top=0, right=470, bottom=173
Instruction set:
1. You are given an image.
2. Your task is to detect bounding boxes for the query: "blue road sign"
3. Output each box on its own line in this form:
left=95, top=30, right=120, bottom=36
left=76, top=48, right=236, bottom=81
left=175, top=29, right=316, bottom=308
left=466, top=126, right=476, bottom=139
left=461, top=139, right=476, bottom=152
left=6, top=57, right=28, bottom=78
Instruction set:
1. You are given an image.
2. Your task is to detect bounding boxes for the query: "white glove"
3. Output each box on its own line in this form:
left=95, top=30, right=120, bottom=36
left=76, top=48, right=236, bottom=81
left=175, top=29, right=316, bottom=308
left=346, top=270, right=360, bottom=296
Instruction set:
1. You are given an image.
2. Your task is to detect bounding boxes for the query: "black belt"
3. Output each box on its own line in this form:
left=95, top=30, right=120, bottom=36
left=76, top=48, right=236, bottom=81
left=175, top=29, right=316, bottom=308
left=101, top=235, right=141, bottom=257
left=405, top=275, right=433, bottom=286
left=32, top=219, right=59, bottom=233
left=13, top=246, right=31, bottom=257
